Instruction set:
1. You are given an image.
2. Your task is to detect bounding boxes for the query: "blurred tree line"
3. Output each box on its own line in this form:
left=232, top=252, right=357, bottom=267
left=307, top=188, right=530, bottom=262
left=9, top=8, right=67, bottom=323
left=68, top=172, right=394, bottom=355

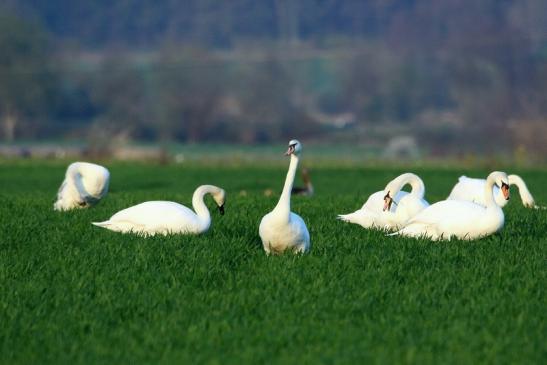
left=0, top=0, right=546, bottom=156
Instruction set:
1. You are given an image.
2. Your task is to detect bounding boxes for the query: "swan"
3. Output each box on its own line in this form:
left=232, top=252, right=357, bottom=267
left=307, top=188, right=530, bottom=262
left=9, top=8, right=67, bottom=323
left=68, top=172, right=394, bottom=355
left=338, top=173, right=429, bottom=230
left=54, top=162, right=110, bottom=211
left=92, top=185, right=225, bottom=236
left=448, top=174, right=537, bottom=208
left=392, top=171, right=510, bottom=240
left=259, top=140, right=310, bottom=254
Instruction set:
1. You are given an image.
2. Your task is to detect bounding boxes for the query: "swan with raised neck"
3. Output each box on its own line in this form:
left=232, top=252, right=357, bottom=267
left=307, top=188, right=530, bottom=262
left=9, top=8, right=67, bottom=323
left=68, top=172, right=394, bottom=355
left=259, top=139, right=311, bottom=254
left=393, top=171, right=509, bottom=240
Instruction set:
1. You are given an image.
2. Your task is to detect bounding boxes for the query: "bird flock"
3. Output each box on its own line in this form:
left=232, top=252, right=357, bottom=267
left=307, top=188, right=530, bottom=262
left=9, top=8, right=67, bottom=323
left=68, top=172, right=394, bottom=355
left=53, top=139, right=540, bottom=254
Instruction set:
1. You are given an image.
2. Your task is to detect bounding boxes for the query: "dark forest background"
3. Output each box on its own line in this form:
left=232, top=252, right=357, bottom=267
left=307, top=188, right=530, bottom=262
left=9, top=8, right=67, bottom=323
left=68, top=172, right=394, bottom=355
left=1, top=0, right=546, bottom=157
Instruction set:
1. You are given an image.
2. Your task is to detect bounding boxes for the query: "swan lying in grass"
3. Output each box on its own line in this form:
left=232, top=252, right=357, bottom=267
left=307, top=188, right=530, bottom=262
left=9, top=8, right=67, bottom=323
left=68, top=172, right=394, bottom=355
left=259, top=140, right=310, bottom=254
left=54, top=162, right=110, bottom=211
left=392, top=171, right=509, bottom=240
left=338, top=173, right=429, bottom=230
left=92, top=185, right=225, bottom=236
left=448, top=174, right=538, bottom=208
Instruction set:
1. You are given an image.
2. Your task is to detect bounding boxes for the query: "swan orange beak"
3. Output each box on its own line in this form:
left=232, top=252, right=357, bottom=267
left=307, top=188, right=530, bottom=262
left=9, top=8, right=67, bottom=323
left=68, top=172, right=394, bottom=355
left=285, top=145, right=295, bottom=156
left=501, top=183, right=510, bottom=200
left=383, top=193, right=393, bottom=212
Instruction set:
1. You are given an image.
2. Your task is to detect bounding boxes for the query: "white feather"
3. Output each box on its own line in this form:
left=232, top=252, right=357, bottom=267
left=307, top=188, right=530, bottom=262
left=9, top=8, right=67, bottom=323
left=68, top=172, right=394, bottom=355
left=54, top=162, right=110, bottom=211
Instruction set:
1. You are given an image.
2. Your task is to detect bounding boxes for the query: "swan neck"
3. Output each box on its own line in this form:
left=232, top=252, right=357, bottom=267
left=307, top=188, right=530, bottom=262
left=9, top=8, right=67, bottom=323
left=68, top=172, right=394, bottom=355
left=509, top=174, right=535, bottom=206
left=275, top=154, right=299, bottom=216
left=67, top=165, right=88, bottom=197
left=408, top=175, right=425, bottom=198
left=483, top=176, right=497, bottom=208
left=388, top=173, right=425, bottom=198
left=192, top=185, right=214, bottom=225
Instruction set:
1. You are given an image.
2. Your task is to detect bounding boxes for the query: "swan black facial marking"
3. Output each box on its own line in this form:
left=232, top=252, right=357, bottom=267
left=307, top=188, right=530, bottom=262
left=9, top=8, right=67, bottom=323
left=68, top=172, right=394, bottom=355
left=501, top=182, right=510, bottom=200
left=218, top=204, right=225, bottom=215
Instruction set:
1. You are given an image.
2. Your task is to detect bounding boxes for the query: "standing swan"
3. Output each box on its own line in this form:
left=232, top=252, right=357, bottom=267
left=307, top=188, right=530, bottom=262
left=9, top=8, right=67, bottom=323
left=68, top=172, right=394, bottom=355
left=392, top=171, right=510, bottom=240
left=259, top=140, right=310, bottom=254
left=448, top=174, right=537, bottom=208
left=338, top=173, right=429, bottom=230
left=92, top=185, right=225, bottom=236
left=54, top=162, right=110, bottom=211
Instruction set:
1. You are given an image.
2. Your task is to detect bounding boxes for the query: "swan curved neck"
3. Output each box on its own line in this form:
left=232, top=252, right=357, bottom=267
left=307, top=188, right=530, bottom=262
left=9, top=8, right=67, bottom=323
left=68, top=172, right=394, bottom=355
left=192, top=185, right=218, bottom=226
left=509, top=174, right=535, bottom=206
left=274, top=154, right=299, bottom=217
left=483, top=176, right=498, bottom=208
left=67, top=164, right=88, bottom=198
left=387, top=173, right=425, bottom=198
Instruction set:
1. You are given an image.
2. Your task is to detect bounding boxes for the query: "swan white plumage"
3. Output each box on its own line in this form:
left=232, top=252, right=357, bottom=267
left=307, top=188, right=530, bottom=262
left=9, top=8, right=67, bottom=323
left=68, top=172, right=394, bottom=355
left=448, top=174, right=537, bottom=208
left=259, top=140, right=310, bottom=254
left=338, top=173, right=429, bottom=230
left=54, top=162, right=110, bottom=211
left=92, top=185, right=225, bottom=236
left=392, top=171, right=510, bottom=240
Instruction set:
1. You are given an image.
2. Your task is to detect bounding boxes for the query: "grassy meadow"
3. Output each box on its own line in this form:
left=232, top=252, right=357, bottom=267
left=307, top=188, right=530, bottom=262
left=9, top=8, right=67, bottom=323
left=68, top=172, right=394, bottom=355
left=0, top=159, right=546, bottom=364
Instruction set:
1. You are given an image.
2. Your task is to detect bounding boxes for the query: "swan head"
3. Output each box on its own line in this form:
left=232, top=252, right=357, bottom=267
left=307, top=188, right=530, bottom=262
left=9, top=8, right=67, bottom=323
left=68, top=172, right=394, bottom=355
left=285, top=139, right=302, bottom=156
left=490, top=171, right=510, bottom=201
left=383, top=191, right=394, bottom=211
left=212, top=188, right=226, bottom=215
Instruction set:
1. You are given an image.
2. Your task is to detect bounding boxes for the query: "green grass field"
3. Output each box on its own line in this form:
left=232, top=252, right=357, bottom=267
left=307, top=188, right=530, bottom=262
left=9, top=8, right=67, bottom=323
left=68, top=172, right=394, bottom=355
left=1, top=160, right=546, bottom=364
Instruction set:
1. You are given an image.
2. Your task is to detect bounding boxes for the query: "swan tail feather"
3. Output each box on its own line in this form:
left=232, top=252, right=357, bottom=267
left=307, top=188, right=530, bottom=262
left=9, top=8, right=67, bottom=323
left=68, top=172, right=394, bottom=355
left=337, top=213, right=354, bottom=222
left=92, top=220, right=111, bottom=228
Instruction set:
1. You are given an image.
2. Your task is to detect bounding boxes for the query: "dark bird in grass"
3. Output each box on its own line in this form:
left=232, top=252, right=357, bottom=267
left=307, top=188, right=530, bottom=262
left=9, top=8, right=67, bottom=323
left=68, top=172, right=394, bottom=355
left=292, top=168, right=314, bottom=196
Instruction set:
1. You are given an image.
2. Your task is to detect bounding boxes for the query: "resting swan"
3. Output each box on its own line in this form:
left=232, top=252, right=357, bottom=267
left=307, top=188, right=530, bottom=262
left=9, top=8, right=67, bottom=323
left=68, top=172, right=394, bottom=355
left=338, top=173, right=429, bottom=230
left=392, top=171, right=510, bottom=240
left=291, top=168, right=314, bottom=196
left=54, top=162, right=110, bottom=211
left=448, top=174, right=537, bottom=208
left=259, top=140, right=310, bottom=254
left=92, top=185, right=225, bottom=236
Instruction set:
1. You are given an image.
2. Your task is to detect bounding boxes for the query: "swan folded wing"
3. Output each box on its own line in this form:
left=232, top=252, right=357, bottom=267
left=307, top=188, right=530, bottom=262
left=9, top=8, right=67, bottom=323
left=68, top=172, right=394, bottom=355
left=448, top=176, right=486, bottom=202
left=360, top=191, right=384, bottom=211
left=109, top=201, right=201, bottom=234
left=401, top=200, right=488, bottom=239
left=407, top=200, right=484, bottom=225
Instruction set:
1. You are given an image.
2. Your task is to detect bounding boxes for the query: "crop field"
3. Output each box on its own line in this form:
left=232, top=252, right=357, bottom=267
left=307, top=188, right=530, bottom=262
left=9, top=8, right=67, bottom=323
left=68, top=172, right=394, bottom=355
left=1, top=160, right=546, bottom=364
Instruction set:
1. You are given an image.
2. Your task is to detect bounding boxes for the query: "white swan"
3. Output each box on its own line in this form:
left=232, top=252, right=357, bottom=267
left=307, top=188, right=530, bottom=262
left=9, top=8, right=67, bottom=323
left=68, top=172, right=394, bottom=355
left=448, top=174, right=537, bottom=208
left=392, top=171, right=510, bottom=240
left=338, top=173, right=429, bottom=230
left=259, top=140, right=310, bottom=254
left=54, top=162, right=110, bottom=211
left=92, top=185, right=225, bottom=236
